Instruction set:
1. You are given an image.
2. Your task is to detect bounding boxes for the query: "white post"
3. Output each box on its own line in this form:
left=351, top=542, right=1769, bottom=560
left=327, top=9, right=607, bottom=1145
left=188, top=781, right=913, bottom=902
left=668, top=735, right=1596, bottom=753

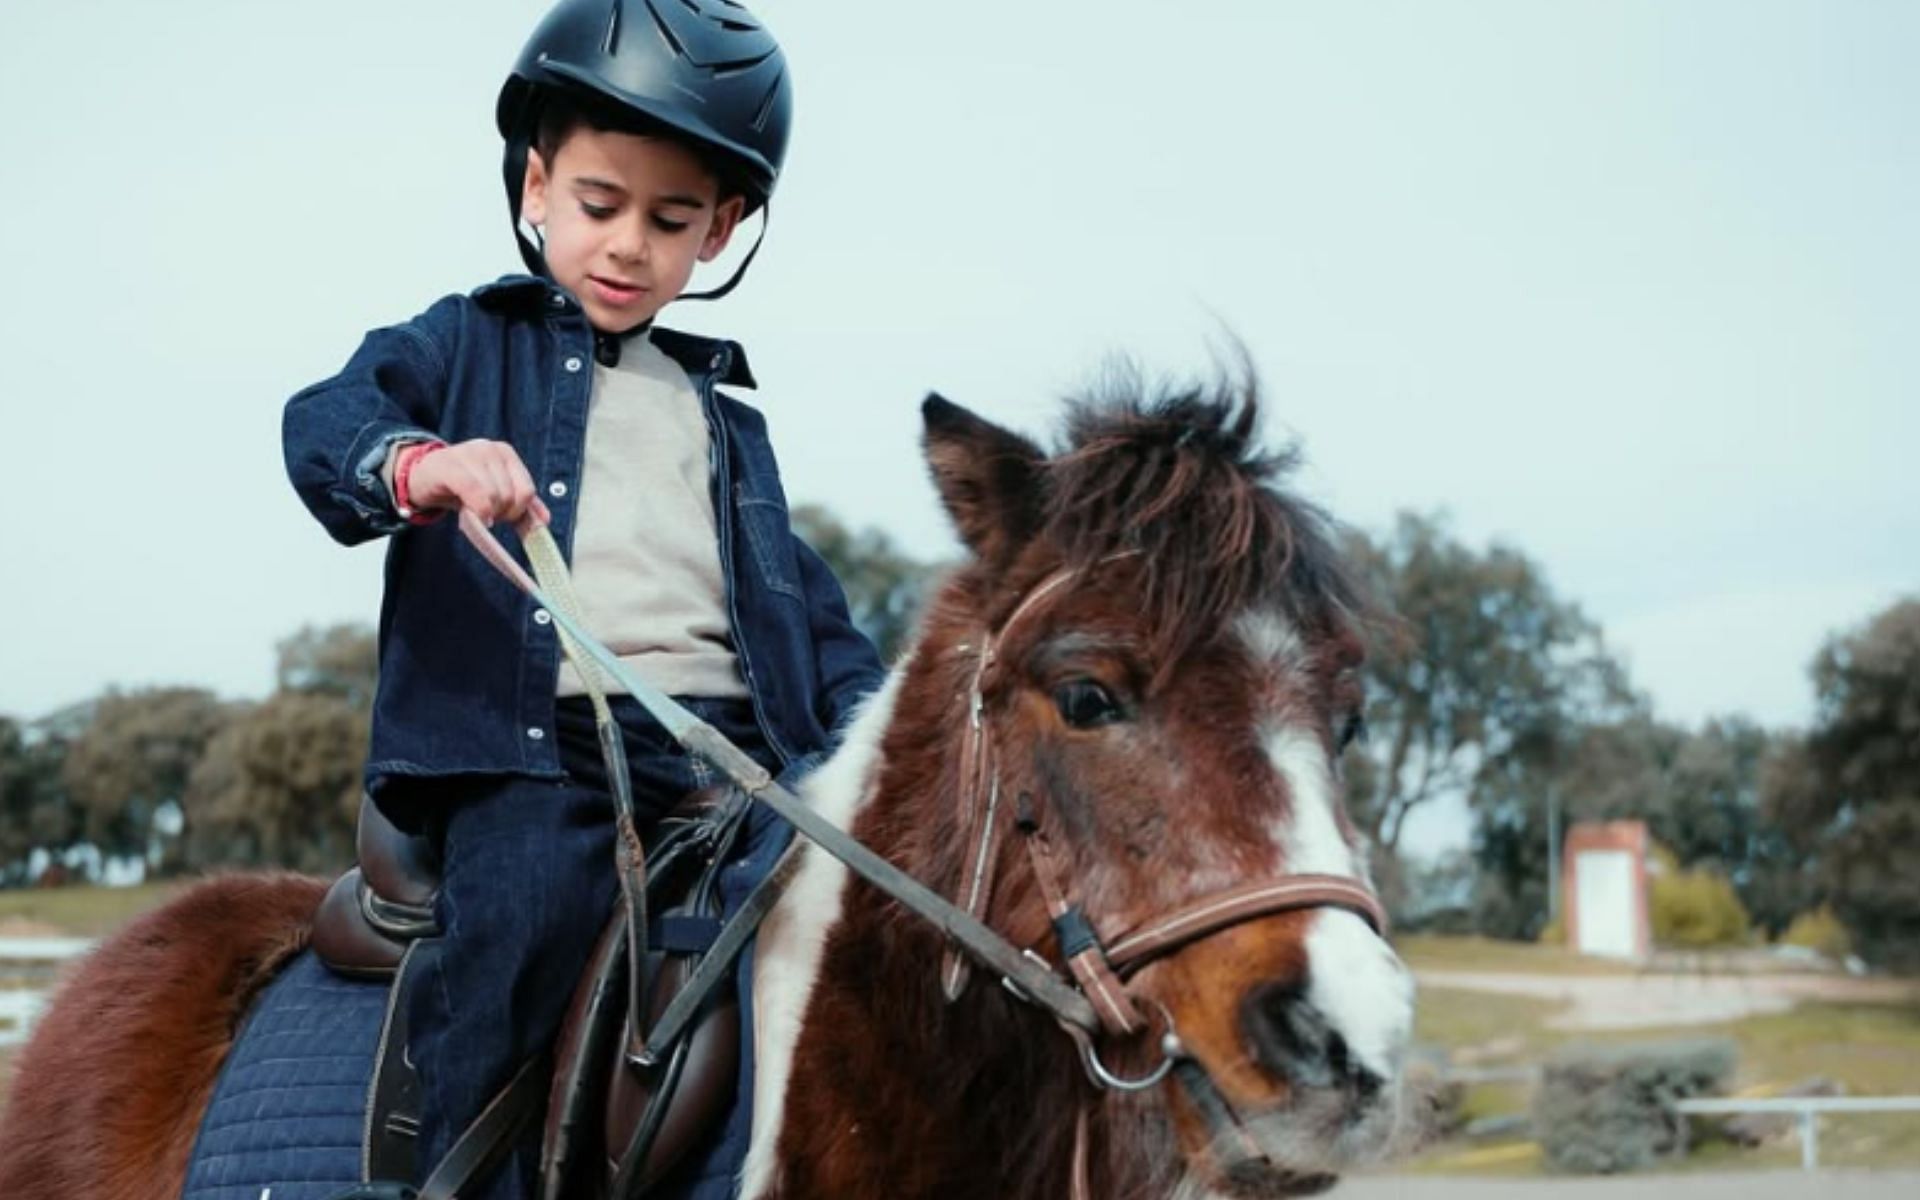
left=1800, top=1108, right=1818, bottom=1170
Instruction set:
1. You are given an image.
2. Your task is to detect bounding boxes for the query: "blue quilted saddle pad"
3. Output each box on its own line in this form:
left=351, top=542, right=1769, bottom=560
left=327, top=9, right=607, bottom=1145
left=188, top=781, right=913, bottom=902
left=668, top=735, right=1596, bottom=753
left=182, top=949, right=389, bottom=1200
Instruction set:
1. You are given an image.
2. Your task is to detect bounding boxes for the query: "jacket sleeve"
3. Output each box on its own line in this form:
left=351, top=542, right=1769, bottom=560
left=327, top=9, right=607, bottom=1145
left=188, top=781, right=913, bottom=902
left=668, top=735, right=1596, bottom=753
left=792, top=534, right=888, bottom=741
left=282, top=300, right=458, bottom=546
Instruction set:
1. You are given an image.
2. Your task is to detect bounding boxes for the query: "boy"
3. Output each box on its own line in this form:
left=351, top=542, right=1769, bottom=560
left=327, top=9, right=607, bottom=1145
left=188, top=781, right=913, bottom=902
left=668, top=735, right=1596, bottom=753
left=282, top=3, right=884, bottom=1196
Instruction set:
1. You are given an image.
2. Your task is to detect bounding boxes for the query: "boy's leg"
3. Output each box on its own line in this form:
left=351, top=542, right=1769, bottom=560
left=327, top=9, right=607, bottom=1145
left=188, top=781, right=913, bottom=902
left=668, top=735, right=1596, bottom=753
left=403, top=697, right=777, bottom=1199
left=406, top=774, right=618, bottom=1200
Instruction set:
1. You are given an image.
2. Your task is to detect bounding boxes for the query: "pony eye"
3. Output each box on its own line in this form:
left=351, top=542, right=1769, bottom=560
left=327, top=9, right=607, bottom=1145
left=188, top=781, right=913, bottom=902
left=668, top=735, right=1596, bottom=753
left=1054, top=680, right=1124, bottom=729
left=1336, top=711, right=1368, bottom=752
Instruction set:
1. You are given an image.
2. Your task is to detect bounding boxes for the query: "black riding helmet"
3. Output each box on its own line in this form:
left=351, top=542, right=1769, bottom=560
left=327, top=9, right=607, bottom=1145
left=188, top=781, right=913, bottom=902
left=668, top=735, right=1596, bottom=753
left=497, top=0, right=793, bottom=297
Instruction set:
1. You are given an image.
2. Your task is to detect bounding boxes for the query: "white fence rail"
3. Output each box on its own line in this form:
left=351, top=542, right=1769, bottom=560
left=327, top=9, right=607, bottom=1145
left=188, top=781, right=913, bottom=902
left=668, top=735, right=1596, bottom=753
left=0, top=937, right=94, bottom=1048
left=1675, top=1095, right=1920, bottom=1169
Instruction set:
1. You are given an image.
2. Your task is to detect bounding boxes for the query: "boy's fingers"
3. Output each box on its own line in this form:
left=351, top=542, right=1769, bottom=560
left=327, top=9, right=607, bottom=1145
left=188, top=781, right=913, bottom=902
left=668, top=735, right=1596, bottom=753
left=505, top=456, right=538, bottom=517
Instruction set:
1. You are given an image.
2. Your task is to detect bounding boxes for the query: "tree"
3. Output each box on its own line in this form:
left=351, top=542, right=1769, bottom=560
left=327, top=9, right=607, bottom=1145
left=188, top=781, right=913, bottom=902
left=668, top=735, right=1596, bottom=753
left=1766, top=599, right=1920, bottom=967
left=59, top=688, right=232, bottom=877
left=1343, top=512, right=1632, bottom=912
left=791, top=504, right=939, bottom=663
left=0, top=717, right=79, bottom=885
left=276, top=622, right=379, bottom=708
left=184, top=623, right=377, bottom=873
left=185, top=690, right=365, bottom=874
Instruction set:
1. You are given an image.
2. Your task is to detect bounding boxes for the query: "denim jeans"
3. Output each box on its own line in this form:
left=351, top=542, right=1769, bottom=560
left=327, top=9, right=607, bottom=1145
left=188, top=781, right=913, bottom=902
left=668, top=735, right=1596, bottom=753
left=399, top=695, right=776, bottom=1200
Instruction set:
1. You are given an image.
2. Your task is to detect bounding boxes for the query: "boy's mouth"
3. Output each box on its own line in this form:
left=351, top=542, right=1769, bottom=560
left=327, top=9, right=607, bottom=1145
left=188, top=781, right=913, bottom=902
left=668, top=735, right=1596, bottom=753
left=588, top=275, right=648, bottom=307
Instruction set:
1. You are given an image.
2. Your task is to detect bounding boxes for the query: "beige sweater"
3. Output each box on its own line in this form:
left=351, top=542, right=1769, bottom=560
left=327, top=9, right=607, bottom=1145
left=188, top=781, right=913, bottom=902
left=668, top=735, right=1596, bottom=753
left=554, top=334, right=746, bottom=699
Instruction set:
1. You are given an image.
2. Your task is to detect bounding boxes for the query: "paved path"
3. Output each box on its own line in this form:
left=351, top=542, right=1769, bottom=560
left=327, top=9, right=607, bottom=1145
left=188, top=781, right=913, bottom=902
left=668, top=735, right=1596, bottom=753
left=1417, top=969, right=1915, bottom=1031
left=1338, top=1169, right=1920, bottom=1198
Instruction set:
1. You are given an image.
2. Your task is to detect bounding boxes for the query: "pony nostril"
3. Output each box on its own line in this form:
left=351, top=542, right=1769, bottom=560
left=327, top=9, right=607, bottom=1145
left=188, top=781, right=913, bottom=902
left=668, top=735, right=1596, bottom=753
left=1243, top=984, right=1382, bottom=1101
left=1325, top=1029, right=1351, bottom=1079
left=1242, top=983, right=1335, bottom=1088
left=1352, top=1064, right=1384, bottom=1104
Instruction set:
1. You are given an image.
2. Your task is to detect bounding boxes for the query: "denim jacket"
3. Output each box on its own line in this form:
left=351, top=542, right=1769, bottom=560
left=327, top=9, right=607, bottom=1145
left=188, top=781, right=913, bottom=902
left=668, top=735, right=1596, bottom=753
left=283, top=275, right=886, bottom=795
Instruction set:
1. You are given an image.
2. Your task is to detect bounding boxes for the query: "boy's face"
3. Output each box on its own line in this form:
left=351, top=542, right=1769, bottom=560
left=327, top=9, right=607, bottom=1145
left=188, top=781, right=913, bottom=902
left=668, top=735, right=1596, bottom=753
left=521, top=125, right=745, bottom=333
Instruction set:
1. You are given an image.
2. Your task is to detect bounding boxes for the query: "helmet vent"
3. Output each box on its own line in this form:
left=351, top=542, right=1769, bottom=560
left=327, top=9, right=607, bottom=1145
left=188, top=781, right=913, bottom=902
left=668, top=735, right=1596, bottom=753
left=749, top=69, right=784, bottom=132
left=677, top=0, right=760, bottom=32
left=647, top=0, right=688, bottom=58
left=602, top=0, right=622, bottom=55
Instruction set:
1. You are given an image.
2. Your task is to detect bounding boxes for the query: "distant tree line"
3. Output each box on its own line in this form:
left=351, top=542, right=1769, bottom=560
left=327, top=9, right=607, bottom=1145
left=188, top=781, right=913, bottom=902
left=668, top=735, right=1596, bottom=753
left=2, top=506, right=1914, bottom=966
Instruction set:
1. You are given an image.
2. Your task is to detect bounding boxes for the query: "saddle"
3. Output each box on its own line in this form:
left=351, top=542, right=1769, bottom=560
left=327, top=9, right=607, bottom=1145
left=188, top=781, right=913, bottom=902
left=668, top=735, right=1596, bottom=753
left=310, top=790, right=751, bottom=1200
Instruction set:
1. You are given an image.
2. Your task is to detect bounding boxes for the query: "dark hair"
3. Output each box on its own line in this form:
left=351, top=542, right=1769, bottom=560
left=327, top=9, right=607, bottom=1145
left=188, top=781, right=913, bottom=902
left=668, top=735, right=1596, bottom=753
left=531, top=89, right=746, bottom=202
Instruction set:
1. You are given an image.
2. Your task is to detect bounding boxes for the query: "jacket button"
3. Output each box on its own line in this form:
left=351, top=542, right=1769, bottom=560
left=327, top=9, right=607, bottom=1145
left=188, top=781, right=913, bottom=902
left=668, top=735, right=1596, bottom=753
left=564, top=356, right=584, bottom=373
left=549, top=294, right=567, bottom=309
left=533, top=608, right=552, bottom=626
left=548, top=480, right=568, bottom=499
left=526, top=726, right=545, bottom=741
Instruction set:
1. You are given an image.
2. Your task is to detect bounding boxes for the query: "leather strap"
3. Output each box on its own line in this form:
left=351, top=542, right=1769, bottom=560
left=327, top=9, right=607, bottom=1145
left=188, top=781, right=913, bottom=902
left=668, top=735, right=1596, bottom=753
left=416, top=1050, right=552, bottom=1200
left=1105, top=876, right=1387, bottom=975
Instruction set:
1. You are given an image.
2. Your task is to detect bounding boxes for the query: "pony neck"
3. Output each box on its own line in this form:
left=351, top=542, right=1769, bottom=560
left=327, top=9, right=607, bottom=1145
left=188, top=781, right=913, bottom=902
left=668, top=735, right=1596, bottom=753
left=745, top=655, right=1175, bottom=1199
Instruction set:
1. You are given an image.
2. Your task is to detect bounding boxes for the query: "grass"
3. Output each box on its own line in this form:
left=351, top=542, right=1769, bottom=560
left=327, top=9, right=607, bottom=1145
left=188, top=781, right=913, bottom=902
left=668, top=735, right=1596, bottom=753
left=1409, top=977, right=1920, bottom=1173
left=0, top=881, right=184, bottom=937
left=1395, top=933, right=1637, bottom=976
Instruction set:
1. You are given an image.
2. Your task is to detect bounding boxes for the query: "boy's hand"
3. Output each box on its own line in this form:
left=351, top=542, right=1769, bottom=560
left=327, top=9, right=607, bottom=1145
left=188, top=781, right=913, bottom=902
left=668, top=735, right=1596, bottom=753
left=407, top=439, right=551, bottom=526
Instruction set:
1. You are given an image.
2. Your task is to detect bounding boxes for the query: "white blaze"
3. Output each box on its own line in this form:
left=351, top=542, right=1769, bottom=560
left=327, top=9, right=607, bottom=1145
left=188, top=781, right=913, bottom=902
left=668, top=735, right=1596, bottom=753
left=1242, top=609, right=1413, bottom=1086
left=1261, top=721, right=1412, bottom=1082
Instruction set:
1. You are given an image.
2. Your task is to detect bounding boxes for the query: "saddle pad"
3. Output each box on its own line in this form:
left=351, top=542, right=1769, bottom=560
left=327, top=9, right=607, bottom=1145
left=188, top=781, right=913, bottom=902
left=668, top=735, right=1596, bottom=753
left=182, top=949, right=389, bottom=1200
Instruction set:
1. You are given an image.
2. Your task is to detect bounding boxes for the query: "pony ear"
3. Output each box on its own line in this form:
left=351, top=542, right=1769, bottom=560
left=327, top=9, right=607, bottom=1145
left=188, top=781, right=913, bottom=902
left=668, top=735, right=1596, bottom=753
left=921, top=394, right=1047, bottom=567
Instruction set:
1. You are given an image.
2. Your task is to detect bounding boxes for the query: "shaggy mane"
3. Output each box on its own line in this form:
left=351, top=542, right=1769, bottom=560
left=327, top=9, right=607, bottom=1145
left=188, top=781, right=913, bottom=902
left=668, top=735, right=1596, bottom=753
left=1042, top=362, right=1364, bottom=666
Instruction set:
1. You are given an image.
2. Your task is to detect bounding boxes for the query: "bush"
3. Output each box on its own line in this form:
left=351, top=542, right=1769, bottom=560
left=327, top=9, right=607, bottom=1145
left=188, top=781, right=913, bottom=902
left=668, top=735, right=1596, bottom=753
left=1532, top=1038, right=1737, bottom=1173
left=1651, top=867, right=1751, bottom=948
left=1779, top=904, right=1853, bottom=961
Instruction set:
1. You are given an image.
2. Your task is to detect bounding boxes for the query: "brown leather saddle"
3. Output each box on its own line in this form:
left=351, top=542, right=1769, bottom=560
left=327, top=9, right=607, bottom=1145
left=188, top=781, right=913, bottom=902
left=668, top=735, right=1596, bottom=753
left=311, top=791, right=749, bottom=1199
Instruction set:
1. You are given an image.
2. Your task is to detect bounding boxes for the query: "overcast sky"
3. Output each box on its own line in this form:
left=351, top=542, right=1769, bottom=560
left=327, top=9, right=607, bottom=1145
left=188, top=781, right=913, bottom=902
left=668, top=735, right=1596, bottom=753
left=2, top=2, right=1914, bottom=856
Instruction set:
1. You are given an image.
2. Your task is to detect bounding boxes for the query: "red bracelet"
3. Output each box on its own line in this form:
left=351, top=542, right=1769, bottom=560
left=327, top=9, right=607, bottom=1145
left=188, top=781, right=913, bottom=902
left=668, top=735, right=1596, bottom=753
left=393, top=440, right=448, bottom=525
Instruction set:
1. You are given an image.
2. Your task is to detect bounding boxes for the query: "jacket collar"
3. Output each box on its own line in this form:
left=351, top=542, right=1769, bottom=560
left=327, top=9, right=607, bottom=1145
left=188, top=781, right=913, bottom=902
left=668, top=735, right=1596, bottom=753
left=471, top=274, right=757, bottom=390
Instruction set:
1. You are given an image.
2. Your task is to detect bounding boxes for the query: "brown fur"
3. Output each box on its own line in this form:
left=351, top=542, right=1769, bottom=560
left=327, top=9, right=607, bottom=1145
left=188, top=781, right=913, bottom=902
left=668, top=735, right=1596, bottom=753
left=769, top=374, right=1387, bottom=1199
left=0, top=873, right=326, bottom=1200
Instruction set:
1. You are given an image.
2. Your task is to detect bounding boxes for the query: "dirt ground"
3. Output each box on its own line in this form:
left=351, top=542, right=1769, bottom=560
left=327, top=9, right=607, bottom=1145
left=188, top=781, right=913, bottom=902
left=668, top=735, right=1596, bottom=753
left=1416, top=968, right=1917, bottom=1031
left=1338, top=1169, right=1920, bottom=1198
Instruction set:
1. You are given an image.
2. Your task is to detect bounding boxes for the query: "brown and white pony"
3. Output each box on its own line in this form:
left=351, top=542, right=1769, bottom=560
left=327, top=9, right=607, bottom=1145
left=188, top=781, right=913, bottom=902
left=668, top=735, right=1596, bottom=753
left=0, top=374, right=1413, bottom=1200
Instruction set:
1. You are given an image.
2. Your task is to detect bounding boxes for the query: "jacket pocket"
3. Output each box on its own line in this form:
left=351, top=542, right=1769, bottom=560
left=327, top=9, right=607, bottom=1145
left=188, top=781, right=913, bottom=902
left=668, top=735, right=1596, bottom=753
left=735, top=482, right=804, bottom=601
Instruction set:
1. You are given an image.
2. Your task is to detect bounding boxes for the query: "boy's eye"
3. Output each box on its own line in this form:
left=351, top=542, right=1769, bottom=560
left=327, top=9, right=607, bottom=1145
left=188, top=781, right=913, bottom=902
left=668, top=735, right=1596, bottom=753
left=580, top=202, right=616, bottom=220
left=652, top=215, right=690, bottom=234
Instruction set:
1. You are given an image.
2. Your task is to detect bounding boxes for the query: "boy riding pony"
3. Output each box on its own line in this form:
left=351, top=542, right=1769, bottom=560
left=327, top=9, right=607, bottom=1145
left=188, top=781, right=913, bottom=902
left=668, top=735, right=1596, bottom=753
left=282, top=3, right=883, bottom=1196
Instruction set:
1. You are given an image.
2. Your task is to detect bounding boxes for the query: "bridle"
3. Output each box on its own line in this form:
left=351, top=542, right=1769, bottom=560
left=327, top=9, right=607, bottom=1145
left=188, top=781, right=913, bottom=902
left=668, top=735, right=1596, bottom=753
left=460, top=516, right=1389, bottom=1198
left=935, top=557, right=1389, bottom=1197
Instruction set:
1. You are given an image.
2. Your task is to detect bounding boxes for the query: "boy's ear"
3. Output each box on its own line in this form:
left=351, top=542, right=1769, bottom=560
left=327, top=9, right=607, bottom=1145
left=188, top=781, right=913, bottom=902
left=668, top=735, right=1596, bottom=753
left=921, top=394, right=1047, bottom=568
left=698, top=195, right=747, bottom=262
left=521, top=151, right=551, bottom=227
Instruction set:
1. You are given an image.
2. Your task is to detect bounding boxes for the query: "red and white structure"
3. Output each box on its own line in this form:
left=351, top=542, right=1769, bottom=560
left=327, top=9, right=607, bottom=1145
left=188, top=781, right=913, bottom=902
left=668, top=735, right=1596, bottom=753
left=1561, top=819, right=1652, bottom=960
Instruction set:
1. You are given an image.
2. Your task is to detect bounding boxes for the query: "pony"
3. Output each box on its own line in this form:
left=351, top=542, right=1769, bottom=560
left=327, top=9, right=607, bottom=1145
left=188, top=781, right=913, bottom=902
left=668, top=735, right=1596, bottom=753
left=0, top=370, right=1414, bottom=1200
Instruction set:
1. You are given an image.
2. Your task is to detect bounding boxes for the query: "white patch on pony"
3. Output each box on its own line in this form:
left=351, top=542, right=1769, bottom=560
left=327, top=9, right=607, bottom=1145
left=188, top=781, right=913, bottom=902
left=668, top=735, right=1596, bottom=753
left=738, top=669, right=904, bottom=1200
left=1261, top=723, right=1413, bottom=1087
left=1235, top=609, right=1307, bottom=671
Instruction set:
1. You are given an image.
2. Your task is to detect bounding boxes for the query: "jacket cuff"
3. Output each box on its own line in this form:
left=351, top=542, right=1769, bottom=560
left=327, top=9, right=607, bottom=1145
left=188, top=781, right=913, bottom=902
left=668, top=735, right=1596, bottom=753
left=335, top=421, right=441, bottom=535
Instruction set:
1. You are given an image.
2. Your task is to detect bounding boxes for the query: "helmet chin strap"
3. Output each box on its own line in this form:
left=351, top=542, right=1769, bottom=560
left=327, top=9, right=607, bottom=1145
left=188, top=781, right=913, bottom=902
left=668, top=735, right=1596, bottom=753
left=680, top=204, right=769, bottom=303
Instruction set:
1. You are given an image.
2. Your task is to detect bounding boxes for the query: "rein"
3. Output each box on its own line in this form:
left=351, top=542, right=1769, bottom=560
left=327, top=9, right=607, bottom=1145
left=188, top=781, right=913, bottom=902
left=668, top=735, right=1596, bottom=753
left=458, top=514, right=1389, bottom=1195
